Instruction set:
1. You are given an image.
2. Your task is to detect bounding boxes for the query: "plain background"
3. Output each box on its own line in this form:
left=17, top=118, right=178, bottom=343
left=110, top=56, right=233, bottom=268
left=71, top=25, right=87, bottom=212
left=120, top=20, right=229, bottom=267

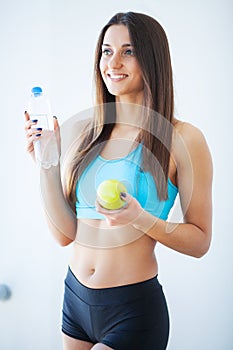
left=0, top=0, right=233, bottom=349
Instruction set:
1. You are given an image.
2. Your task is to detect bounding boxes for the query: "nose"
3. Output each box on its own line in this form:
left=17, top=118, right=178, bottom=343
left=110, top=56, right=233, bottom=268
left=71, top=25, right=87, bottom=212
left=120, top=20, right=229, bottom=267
left=108, top=53, right=123, bottom=69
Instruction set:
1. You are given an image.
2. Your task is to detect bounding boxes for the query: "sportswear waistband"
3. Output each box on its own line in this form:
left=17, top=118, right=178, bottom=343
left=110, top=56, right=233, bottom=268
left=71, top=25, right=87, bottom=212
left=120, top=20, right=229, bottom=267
left=65, top=266, right=160, bottom=306
left=75, top=205, right=105, bottom=220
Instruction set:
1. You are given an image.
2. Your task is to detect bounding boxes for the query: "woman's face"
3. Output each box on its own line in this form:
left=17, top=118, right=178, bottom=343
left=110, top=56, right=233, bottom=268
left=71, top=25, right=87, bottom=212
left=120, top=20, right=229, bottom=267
left=99, top=24, right=144, bottom=103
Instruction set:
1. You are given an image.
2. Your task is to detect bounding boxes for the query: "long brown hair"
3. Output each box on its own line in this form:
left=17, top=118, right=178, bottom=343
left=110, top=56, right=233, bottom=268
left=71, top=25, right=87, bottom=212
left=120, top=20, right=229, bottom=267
left=65, top=12, right=174, bottom=208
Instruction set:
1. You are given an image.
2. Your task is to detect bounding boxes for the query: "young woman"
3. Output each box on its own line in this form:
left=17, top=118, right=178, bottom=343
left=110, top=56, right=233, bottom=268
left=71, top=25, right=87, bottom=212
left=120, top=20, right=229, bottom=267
left=25, top=12, right=213, bottom=350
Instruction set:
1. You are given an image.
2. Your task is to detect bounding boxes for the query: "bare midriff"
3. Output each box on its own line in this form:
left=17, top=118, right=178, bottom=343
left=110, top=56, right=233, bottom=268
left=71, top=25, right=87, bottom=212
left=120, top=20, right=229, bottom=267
left=69, top=219, right=158, bottom=288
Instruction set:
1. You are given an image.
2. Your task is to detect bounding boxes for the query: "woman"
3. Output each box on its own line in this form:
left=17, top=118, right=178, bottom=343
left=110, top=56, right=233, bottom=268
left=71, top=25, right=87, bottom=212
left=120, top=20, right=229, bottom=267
left=25, top=12, right=213, bottom=350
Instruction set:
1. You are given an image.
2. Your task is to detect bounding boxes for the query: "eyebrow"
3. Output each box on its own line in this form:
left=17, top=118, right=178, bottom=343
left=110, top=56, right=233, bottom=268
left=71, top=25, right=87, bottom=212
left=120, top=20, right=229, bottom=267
left=102, top=43, right=133, bottom=47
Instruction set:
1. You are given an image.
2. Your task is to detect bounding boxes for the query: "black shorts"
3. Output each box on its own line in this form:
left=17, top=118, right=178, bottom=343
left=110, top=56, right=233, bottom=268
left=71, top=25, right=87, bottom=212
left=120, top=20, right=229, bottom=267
left=62, top=266, right=169, bottom=349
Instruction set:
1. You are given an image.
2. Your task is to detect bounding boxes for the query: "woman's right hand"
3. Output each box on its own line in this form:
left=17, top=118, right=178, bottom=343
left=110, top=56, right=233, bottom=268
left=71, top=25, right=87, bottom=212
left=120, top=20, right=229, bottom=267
left=24, top=111, right=61, bottom=164
left=24, top=111, right=40, bottom=162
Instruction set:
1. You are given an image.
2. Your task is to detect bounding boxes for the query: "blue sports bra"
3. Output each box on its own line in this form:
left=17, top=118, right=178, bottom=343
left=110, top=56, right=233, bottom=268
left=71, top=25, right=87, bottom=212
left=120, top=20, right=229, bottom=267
left=76, top=143, right=178, bottom=220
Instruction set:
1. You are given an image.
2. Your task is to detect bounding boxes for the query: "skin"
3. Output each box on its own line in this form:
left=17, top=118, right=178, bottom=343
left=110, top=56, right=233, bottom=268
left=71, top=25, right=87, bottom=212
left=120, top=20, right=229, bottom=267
left=99, top=24, right=144, bottom=104
left=25, top=24, right=213, bottom=350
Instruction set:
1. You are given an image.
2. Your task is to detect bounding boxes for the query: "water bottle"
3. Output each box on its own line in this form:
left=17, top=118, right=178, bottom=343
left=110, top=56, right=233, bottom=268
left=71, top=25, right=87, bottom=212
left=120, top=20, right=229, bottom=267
left=27, top=86, right=59, bottom=168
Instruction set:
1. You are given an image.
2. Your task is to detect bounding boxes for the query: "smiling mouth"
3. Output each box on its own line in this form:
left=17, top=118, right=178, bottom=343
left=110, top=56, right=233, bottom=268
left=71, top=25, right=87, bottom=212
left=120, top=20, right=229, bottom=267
left=107, top=74, right=128, bottom=81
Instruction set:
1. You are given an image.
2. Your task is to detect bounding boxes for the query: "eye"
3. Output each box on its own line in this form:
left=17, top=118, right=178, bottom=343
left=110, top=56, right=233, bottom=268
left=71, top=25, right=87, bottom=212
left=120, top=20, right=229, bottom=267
left=102, top=49, right=112, bottom=56
left=123, top=49, right=135, bottom=57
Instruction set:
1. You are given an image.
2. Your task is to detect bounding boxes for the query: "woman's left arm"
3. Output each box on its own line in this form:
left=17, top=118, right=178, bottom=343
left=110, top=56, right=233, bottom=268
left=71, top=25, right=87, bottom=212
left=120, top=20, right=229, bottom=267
left=96, top=123, right=213, bottom=258
left=133, top=123, right=213, bottom=258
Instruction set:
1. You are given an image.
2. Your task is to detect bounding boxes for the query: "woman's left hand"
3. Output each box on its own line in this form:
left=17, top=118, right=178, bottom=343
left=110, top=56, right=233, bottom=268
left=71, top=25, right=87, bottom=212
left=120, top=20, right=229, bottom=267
left=95, top=192, right=144, bottom=227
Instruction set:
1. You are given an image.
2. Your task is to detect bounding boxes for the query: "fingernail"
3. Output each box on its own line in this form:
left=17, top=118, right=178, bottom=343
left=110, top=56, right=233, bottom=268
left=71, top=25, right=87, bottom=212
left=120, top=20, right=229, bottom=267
left=53, top=116, right=57, bottom=119
left=36, top=128, right=42, bottom=131
left=32, top=119, right=38, bottom=123
left=35, top=133, right=41, bottom=137
left=120, top=192, right=127, bottom=198
left=24, top=111, right=27, bottom=114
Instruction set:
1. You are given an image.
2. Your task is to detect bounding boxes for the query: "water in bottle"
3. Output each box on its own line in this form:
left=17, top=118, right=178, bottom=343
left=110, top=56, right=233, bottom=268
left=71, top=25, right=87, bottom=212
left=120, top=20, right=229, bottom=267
left=28, top=86, right=59, bottom=168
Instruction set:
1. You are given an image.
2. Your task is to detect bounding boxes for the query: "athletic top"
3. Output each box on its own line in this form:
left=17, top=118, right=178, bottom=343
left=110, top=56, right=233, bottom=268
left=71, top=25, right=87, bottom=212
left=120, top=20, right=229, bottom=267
left=76, top=143, right=178, bottom=220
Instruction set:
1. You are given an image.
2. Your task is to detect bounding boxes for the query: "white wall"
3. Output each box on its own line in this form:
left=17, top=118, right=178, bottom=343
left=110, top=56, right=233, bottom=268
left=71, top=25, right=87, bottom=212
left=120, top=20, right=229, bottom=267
left=0, top=0, right=232, bottom=349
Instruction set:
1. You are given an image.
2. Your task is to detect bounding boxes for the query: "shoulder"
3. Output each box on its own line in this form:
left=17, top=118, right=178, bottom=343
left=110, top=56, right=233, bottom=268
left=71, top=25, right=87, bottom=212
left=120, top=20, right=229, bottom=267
left=172, top=119, right=212, bottom=168
left=172, top=118, right=209, bottom=150
left=173, top=119, right=206, bottom=143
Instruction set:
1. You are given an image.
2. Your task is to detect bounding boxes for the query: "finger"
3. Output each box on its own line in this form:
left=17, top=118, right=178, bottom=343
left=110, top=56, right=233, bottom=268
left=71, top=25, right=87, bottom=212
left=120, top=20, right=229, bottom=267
left=95, top=200, right=115, bottom=214
left=26, top=127, right=42, bottom=138
left=24, top=111, right=38, bottom=126
left=24, top=111, right=30, bottom=121
left=26, top=132, right=42, bottom=155
left=26, top=136, right=35, bottom=153
left=25, top=118, right=38, bottom=131
left=95, top=200, right=126, bottom=215
left=120, top=192, right=132, bottom=204
left=95, top=200, right=112, bottom=214
left=53, top=116, right=59, bottom=130
left=26, top=142, right=34, bottom=153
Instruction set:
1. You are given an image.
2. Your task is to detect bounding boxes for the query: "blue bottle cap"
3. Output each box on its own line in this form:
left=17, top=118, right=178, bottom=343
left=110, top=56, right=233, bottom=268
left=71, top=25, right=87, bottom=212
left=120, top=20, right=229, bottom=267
left=31, top=86, right=43, bottom=96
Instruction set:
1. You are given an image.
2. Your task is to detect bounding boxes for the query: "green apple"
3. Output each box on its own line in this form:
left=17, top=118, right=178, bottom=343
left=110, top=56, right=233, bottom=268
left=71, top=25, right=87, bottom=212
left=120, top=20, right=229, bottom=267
left=97, top=179, right=127, bottom=210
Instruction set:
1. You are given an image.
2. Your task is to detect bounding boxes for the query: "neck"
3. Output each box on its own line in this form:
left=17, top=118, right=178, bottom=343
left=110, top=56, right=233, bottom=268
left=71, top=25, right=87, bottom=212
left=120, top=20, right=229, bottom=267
left=115, top=100, right=144, bottom=129
left=115, top=92, right=143, bottom=107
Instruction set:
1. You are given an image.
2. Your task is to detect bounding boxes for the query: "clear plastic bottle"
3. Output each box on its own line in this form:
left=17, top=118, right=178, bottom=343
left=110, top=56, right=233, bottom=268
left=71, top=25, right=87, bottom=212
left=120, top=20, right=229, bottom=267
left=28, top=86, right=59, bottom=168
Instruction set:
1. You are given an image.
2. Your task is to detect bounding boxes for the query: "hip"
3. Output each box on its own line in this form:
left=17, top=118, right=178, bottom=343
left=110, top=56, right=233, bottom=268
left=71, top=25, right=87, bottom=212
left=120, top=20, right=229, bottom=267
left=62, top=266, right=169, bottom=348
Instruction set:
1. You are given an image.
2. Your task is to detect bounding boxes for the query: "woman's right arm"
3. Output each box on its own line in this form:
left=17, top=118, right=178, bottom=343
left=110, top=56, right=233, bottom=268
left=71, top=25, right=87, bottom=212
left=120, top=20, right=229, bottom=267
left=25, top=112, right=77, bottom=246
left=40, top=164, right=77, bottom=246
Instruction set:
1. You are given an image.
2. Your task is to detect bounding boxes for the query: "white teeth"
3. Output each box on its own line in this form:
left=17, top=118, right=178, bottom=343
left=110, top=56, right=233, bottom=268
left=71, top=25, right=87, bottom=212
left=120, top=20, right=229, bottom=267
left=109, top=74, right=127, bottom=79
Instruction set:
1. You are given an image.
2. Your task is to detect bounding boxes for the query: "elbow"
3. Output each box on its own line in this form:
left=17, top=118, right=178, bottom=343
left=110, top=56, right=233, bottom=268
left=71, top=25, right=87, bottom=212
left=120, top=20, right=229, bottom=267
left=50, top=228, right=75, bottom=247
left=47, top=221, right=76, bottom=247
left=57, top=231, right=75, bottom=246
left=192, top=249, right=208, bottom=259
left=192, top=235, right=211, bottom=259
left=59, top=237, right=74, bottom=247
